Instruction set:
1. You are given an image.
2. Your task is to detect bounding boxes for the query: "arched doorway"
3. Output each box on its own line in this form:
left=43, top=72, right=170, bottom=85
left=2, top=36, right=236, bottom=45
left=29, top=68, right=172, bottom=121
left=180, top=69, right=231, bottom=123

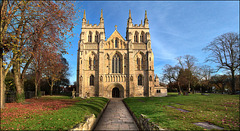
left=106, top=83, right=124, bottom=98
left=112, top=87, right=120, bottom=98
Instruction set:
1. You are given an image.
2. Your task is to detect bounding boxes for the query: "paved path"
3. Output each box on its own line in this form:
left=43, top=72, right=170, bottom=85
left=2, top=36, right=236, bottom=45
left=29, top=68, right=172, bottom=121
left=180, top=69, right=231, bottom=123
left=94, top=98, right=138, bottom=130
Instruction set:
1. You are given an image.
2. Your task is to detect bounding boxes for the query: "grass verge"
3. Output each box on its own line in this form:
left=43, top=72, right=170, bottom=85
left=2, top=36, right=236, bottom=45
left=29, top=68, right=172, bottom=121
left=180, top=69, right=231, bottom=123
left=124, top=93, right=239, bottom=130
left=1, top=96, right=108, bottom=130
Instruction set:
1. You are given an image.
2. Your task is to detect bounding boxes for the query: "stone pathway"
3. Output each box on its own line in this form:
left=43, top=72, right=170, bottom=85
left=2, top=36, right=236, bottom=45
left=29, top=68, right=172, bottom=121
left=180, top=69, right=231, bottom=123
left=94, top=98, right=138, bottom=130
left=167, top=105, right=190, bottom=112
left=194, top=122, right=224, bottom=130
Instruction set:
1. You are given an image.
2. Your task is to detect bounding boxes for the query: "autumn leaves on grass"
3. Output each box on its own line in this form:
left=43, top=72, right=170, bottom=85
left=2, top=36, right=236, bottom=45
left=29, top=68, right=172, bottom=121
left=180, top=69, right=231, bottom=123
left=1, top=97, right=78, bottom=130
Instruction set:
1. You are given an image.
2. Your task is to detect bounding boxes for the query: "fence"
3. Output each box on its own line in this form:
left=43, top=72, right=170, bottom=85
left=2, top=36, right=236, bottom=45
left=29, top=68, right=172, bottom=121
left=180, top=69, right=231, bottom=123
left=5, top=91, right=45, bottom=103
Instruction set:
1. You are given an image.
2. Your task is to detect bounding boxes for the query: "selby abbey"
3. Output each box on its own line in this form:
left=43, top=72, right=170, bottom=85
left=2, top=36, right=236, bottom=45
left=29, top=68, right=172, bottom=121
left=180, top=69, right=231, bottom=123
left=76, top=10, right=167, bottom=98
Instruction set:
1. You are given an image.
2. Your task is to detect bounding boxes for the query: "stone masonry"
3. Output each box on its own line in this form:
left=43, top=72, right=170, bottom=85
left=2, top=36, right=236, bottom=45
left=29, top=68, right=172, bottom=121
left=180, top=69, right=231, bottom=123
left=76, top=9, right=167, bottom=98
left=94, top=98, right=138, bottom=130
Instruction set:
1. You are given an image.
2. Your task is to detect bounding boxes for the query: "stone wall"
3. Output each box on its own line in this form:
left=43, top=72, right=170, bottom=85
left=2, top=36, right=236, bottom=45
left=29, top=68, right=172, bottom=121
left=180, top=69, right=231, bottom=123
left=154, top=87, right=167, bottom=97
left=137, top=114, right=165, bottom=130
left=70, top=99, right=109, bottom=131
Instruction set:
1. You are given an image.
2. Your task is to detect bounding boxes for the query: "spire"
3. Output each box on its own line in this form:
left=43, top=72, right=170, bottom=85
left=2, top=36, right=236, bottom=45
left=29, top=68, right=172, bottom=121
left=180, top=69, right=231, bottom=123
left=83, top=9, right=86, bottom=19
left=145, top=10, right=147, bottom=19
left=127, top=10, right=132, bottom=27
left=115, top=25, right=117, bottom=30
left=82, top=9, right=86, bottom=25
left=100, top=9, right=104, bottom=23
left=141, top=20, right=142, bottom=25
left=144, top=10, right=149, bottom=26
left=129, top=10, right=131, bottom=18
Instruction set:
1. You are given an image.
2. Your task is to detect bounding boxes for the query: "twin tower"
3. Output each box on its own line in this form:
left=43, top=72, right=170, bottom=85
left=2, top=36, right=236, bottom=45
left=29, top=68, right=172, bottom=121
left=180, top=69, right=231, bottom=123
left=76, top=9, right=167, bottom=98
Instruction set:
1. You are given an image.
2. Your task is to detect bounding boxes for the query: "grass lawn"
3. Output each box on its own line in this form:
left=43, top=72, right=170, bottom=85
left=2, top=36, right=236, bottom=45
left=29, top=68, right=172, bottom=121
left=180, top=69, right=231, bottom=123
left=124, top=93, right=239, bottom=130
left=1, top=96, right=108, bottom=130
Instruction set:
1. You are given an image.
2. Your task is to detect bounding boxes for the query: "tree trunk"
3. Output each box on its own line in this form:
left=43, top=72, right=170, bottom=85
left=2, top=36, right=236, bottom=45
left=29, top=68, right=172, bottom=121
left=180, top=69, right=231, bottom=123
left=13, top=62, right=25, bottom=103
left=231, top=70, right=235, bottom=94
left=188, top=81, right=191, bottom=93
left=35, top=82, right=38, bottom=97
left=34, top=70, right=41, bottom=97
left=221, top=84, right=225, bottom=94
left=177, top=82, right=182, bottom=95
left=0, top=68, right=6, bottom=108
left=37, top=83, right=41, bottom=97
left=14, top=74, right=25, bottom=103
left=50, top=80, right=54, bottom=96
left=0, top=0, right=8, bottom=109
left=192, top=87, right=195, bottom=94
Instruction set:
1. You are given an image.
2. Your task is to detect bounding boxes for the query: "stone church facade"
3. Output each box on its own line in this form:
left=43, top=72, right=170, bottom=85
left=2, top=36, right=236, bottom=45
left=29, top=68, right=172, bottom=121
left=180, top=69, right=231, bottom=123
left=76, top=10, right=167, bottom=98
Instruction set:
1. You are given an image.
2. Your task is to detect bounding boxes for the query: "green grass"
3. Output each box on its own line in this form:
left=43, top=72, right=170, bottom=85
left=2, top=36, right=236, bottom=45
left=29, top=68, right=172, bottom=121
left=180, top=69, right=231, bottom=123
left=1, top=97, right=109, bottom=130
left=124, top=93, right=239, bottom=130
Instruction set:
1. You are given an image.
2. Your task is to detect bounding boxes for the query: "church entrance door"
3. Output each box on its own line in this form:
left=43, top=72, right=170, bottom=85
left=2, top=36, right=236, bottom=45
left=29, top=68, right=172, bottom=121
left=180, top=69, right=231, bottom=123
left=112, top=87, right=120, bottom=98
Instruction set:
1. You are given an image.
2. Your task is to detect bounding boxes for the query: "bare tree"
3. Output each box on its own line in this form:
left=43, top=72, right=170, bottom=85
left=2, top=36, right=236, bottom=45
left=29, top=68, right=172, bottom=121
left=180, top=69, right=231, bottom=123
left=203, top=32, right=239, bottom=94
left=162, top=64, right=182, bottom=94
left=176, top=55, right=198, bottom=93
left=195, top=65, right=212, bottom=94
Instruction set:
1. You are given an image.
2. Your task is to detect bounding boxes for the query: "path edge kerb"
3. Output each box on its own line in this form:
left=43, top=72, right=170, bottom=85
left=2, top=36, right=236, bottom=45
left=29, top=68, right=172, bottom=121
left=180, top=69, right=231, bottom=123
left=92, top=99, right=110, bottom=130
left=122, top=99, right=165, bottom=130
left=70, top=98, right=110, bottom=131
left=122, top=99, right=142, bottom=130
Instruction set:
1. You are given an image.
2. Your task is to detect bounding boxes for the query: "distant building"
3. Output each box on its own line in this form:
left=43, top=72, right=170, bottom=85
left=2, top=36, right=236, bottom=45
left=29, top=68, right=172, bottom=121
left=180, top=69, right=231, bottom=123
left=76, top=10, right=167, bottom=98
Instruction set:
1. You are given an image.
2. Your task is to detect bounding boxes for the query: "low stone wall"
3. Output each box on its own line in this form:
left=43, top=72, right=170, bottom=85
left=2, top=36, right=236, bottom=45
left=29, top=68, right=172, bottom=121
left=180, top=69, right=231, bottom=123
left=70, top=99, right=110, bottom=131
left=123, top=100, right=165, bottom=130
left=137, top=114, right=165, bottom=130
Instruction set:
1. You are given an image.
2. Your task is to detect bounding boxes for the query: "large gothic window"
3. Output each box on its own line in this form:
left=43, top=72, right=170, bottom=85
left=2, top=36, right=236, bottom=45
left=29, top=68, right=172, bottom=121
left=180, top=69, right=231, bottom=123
left=88, top=31, right=92, bottom=42
left=140, top=31, right=144, bottom=43
left=95, top=31, right=99, bottom=43
left=138, top=75, right=143, bottom=85
left=112, top=54, right=121, bottom=73
left=90, top=75, right=94, bottom=86
left=134, top=31, right=138, bottom=43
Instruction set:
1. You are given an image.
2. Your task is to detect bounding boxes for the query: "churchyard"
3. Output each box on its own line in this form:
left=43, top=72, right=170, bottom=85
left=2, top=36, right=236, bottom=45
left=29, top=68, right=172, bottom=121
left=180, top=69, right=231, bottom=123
left=1, top=93, right=239, bottom=130
left=0, top=96, right=108, bottom=130
left=124, top=93, right=239, bottom=130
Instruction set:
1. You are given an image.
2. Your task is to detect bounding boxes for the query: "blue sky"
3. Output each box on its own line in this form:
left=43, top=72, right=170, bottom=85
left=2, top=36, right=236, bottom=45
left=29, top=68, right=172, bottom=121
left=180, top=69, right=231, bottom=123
left=64, top=1, right=239, bottom=84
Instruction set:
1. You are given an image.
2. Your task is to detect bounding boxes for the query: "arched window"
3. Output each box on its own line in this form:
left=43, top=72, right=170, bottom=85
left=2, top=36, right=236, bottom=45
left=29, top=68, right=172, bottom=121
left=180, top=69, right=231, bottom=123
left=93, top=57, right=96, bottom=69
left=138, top=75, right=143, bottom=85
left=95, top=31, right=99, bottom=43
left=115, top=38, right=118, bottom=48
left=134, top=31, right=138, bottom=43
left=88, top=31, right=92, bottom=42
left=137, top=58, right=140, bottom=70
left=90, top=75, right=94, bottom=86
left=89, top=57, right=92, bottom=70
left=140, top=31, right=144, bottom=42
left=112, top=53, right=121, bottom=73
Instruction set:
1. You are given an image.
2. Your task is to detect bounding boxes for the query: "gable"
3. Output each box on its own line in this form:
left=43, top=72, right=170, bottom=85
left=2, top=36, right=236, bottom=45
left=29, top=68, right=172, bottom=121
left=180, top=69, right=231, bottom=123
left=106, top=30, right=125, bottom=42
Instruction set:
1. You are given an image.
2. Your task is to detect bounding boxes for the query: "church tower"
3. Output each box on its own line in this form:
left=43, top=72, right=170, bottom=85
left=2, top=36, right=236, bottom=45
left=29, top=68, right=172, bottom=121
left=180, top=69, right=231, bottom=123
left=77, top=9, right=106, bottom=97
left=77, top=10, right=167, bottom=98
left=126, top=10, right=154, bottom=97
